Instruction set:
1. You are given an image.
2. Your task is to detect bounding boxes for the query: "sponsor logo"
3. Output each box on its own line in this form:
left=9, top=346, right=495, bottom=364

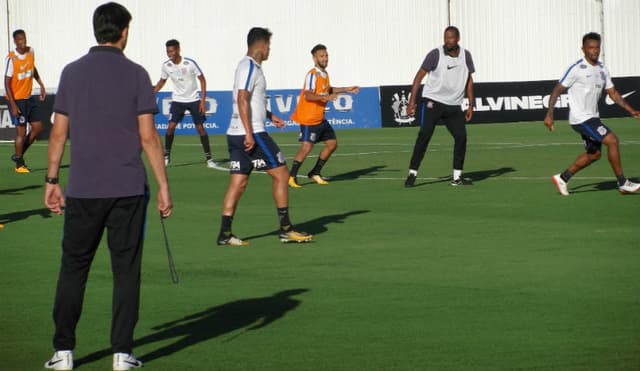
left=447, top=65, right=457, bottom=70
left=230, top=161, right=241, bottom=170
left=605, top=90, right=636, bottom=105
left=466, top=94, right=570, bottom=111
left=252, top=159, right=267, bottom=169
left=1, top=105, right=16, bottom=128
left=427, top=100, right=434, bottom=109
left=276, top=151, right=285, bottom=164
left=390, top=90, right=415, bottom=125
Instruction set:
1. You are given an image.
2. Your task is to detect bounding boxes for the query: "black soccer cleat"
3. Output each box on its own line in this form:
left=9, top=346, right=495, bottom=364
left=404, top=174, right=416, bottom=188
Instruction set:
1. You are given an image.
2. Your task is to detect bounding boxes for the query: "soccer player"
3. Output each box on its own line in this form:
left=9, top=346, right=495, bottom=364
left=288, top=44, right=359, bottom=188
left=217, top=27, right=312, bottom=246
left=545, top=32, right=640, bottom=195
left=404, top=26, right=475, bottom=187
left=153, top=39, right=216, bottom=168
left=4, top=29, right=46, bottom=173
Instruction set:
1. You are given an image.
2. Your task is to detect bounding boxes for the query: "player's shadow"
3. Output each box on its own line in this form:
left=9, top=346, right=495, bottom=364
left=463, top=167, right=516, bottom=182
left=328, top=165, right=387, bottom=182
left=0, top=184, right=41, bottom=195
left=170, top=158, right=230, bottom=168
left=243, top=210, right=370, bottom=240
left=570, top=180, right=628, bottom=194
left=74, top=288, right=309, bottom=368
left=0, top=208, right=52, bottom=225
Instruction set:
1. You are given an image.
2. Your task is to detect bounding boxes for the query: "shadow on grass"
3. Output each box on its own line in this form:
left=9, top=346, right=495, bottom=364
left=243, top=209, right=371, bottom=240
left=0, top=207, right=52, bottom=224
left=74, top=288, right=309, bottom=368
left=0, top=184, right=42, bottom=195
left=569, top=180, right=639, bottom=194
left=407, top=167, right=516, bottom=187
left=169, top=157, right=230, bottom=168
left=328, top=165, right=387, bottom=182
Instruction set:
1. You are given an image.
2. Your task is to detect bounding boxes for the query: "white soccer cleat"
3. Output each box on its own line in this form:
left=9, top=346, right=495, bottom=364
left=619, top=180, right=640, bottom=194
left=113, top=353, right=143, bottom=371
left=206, top=159, right=218, bottom=169
left=164, top=155, right=170, bottom=166
left=552, top=174, right=569, bottom=196
left=44, top=350, right=73, bottom=370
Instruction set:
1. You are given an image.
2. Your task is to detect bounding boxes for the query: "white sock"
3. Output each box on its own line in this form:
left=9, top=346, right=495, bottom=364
left=409, top=169, right=418, bottom=176
left=453, top=169, right=462, bottom=180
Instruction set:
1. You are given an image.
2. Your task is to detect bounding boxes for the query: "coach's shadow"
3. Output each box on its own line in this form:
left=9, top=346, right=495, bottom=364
left=243, top=210, right=370, bottom=240
left=0, top=208, right=52, bottom=225
left=74, top=288, right=309, bottom=368
left=328, top=165, right=387, bottom=182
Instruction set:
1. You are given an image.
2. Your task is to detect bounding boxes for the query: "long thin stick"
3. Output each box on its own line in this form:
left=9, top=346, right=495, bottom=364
left=159, top=213, right=179, bottom=284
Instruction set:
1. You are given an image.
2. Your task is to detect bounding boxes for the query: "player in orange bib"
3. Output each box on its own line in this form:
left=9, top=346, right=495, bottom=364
left=288, top=44, right=359, bottom=187
left=4, top=29, right=46, bottom=173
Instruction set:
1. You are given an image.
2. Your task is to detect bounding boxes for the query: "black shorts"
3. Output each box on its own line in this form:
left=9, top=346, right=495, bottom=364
left=298, top=120, right=336, bottom=143
left=168, top=101, right=205, bottom=124
left=11, top=97, right=42, bottom=126
left=571, top=117, right=611, bottom=154
left=227, top=132, right=286, bottom=174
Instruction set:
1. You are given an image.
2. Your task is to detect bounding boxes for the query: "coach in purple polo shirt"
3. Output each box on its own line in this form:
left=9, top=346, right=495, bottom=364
left=44, top=3, right=172, bottom=370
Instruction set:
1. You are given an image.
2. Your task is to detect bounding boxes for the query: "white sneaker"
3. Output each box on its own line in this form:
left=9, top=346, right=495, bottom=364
left=44, top=350, right=73, bottom=370
left=552, top=174, right=569, bottom=196
left=619, top=179, right=640, bottom=194
left=206, top=159, right=218, bottom=169
left=164, top=154, right=170, bottom=166
left=113, top=353, right=142, bottom=371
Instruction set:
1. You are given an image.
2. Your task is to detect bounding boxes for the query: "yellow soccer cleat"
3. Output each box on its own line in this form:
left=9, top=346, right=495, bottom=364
left=309, top=174, right=329, bottom=185
left=14, top=165, right=30, bottom=173
left=279, top=230, right=313, bottom=243
left=288, top=176, right=302, bottom=188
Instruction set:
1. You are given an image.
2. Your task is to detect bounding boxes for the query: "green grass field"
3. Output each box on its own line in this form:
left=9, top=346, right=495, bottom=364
left=1, top=119, right=639, bottom=371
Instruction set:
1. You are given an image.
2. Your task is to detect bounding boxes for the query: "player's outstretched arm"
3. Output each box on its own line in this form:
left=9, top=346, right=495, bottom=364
left=606, top=87, right=640, bottom=119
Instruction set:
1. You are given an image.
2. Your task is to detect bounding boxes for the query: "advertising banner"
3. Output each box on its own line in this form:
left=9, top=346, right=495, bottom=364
left=0, top=95, right=55, bottom=141
left=153, top=87, right=381, bottom=135
left=380, top=76, right=640, bottom=126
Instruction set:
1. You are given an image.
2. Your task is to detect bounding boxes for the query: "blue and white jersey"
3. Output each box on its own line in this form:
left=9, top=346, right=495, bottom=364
left=559, top=57, right=613, bottom=125
left=160, top=56, right=203, bottom=103
left=228, top=56, right=267, bottom=135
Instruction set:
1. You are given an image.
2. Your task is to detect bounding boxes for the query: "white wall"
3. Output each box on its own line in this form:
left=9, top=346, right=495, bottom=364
left=2, top=0, right=639, bottom=93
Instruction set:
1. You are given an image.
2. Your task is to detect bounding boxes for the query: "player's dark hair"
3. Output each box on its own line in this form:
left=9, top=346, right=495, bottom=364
left=311, top=44, right=327, bottom=55
left=12, top=29, right=25, bottom=39
left=582, top=32, right=601, bottom=45
left=166, top=39, right=180, bottom=48
left=93, top=2, right=132, bottom=44
left=445, top=26, right=460, bottom=38
left=247, top=27, right=272, bottom=48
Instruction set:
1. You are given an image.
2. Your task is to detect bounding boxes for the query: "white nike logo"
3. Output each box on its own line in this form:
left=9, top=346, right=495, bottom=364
left=605, top=90, right=636, bottom=105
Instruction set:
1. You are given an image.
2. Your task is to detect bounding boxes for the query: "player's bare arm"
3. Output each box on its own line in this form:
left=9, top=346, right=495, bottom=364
left=332, top=86, right=360, bottom=94
left=34, top=67, right=45, bottom=100
left=267, top=111, right=285, bottom=128
left=237, top=89, right=254, bottom=151
left=153, top=78, right=167, bottom=93
left=4, top=75, right=19, bottom=116
left=465, top=73, right=474, bottom=122
left=198, top=74, right=207, bottom=114
left=407, top=68, right=427, bottom=116
left=303, top=90, right=337, bottom=103
left=606, top=87, right=640, bottom=119
left=544, top=83, right=567, bottom=131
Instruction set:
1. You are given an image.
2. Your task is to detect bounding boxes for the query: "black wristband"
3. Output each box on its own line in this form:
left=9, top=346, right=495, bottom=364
left=45, top=176, right=59, bottom=184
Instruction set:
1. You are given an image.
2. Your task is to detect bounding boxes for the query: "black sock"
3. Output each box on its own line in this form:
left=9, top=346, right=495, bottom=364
left=309, top=158, right=327, bottom=176
left=560, top=170, right=573, bottom=182
left=13, top=154, right=24, bottom=167
left=165, top=134, right=174, bottom=154
left=277, top=207, right=292, bottom=231
left=290, top=160, right=302, bottom=178
left=616, top=174, right=626, bottom=186
left=22, top=136, right=32, bottom=155
left=200, top=134, right=212, bottom=160
left=220, top=215, right=233, bottom=236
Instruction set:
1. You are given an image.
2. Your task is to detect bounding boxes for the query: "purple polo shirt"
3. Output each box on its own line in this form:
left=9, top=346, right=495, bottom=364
left=54, top=46, right=158, bottom=198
